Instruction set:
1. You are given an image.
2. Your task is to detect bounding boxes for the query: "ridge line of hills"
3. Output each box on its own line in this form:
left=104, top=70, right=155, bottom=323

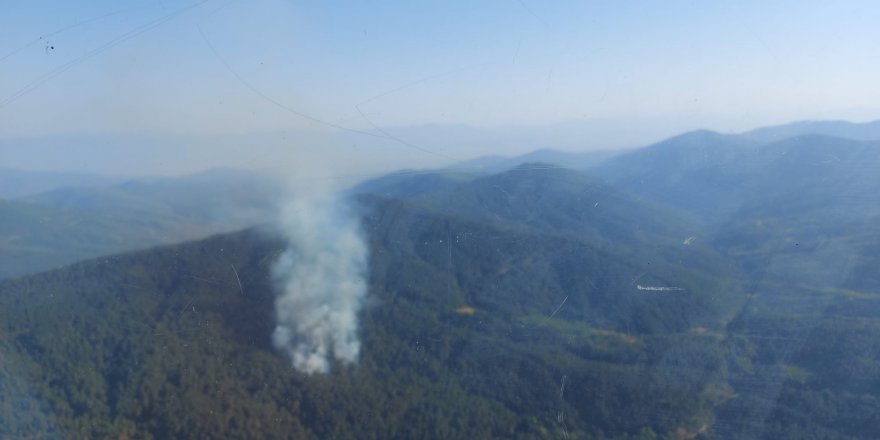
left=2, top=119, right=880, bottom=438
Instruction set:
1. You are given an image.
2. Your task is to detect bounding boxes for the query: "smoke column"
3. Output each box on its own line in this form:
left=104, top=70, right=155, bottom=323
left=271, top=193, right=368, bottom=374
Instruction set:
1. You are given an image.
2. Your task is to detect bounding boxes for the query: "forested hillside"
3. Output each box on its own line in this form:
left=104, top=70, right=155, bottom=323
left=3, top=128, right=880, bottom=439
left=2, top=183, right=745, bottom=438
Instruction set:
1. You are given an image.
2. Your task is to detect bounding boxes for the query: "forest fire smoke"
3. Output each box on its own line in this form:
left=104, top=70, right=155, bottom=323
left=271, top=194, right=368, bottom=374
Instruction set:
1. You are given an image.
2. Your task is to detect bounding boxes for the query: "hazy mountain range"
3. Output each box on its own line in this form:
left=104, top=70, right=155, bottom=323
left=0, top=168, right=283, bottom=279
left=2, top=119, right=880, bottom=438
left=742, top=119, right=880, bottom=143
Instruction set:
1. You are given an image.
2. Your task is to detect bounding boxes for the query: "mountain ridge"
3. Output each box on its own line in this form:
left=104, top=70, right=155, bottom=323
left=0, top=187, right=749, bottom=438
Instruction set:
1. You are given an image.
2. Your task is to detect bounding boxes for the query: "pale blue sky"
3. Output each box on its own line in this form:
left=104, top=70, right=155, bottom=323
left=2, top=1, right=880, bottom=174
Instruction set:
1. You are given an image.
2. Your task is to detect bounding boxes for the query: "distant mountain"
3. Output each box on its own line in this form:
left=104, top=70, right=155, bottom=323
left=0, top=168, right=283, bottom=279
left=421, top=164, right=745, bottom=290
left=348, top=169, right=477, bottom=199
left=593, top=131, right=880, bottom=220
left=357, top=161, right=700, bottom=244
left=0, top=167, right=123, bottom=198
left=0, top=197, right=197, bottom=280
left=22, top=167, right=281, bottom=221
left=422, top=164, right=695, bottom=244
left=709, top=136, right=880, bottom=289
left=586, top=127, right=880, bottom=295
left=743, top=119, right=880, bottom=143
left=584, top=124, right=880, bottom=434
left=451, top=148, right=623, bottom=174
left=351, top=149, right=623, bottom=200
left=590, top=130, right=762, bottom=219
left=355, top=161, right=740, bottom=284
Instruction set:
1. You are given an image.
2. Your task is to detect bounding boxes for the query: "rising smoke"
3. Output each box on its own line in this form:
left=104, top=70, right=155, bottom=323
left=271, top=193, right=368, bottom=374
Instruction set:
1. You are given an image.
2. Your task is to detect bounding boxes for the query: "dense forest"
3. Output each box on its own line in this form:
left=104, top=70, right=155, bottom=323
left=2, top=128, right=880, bottom=439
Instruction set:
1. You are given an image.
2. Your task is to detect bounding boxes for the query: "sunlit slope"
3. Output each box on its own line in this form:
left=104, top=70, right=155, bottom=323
left=0, top=192, right=744, bottom=439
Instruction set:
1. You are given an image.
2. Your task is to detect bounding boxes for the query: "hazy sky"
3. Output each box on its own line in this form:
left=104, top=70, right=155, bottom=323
left=2, top=0, right=880, bottom=175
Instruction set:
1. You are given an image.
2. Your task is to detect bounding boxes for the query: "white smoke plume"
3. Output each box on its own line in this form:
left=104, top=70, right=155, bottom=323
left=271, top=193, right=368, bottom=374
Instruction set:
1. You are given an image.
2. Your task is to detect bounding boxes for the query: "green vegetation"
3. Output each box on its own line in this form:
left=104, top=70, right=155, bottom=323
left=3, top=131, right=880, bottom=438
left=1, top=187, right=742, bottom=438
left=0, top=168, right=282, bottom=279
